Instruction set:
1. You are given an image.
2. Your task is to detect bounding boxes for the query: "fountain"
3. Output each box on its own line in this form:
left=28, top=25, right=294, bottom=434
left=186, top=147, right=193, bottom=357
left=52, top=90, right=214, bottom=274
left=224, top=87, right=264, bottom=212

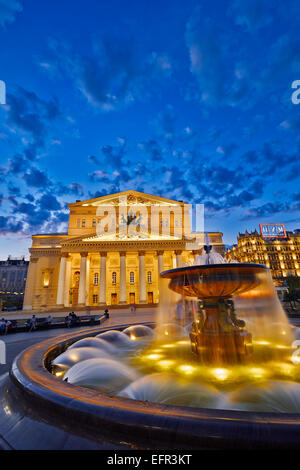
left=1, top=235, right=300, bottom=449
left=160, top=237, right=266, bottom=364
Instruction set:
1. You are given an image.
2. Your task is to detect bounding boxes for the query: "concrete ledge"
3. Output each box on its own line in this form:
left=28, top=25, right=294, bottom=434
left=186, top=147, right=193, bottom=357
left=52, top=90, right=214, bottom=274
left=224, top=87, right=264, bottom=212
left=2, top=323, right=300, bottom=449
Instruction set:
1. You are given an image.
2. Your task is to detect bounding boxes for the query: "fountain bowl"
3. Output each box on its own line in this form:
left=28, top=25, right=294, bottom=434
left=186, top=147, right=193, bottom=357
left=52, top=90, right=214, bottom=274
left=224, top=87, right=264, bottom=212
left=1, top=324, right=300, bottom=450
left=161, top=263, right=268, bottom=300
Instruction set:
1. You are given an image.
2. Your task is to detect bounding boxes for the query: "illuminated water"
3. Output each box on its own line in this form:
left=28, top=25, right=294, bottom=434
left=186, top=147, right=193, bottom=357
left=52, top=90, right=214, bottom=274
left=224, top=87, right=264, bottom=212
left=51, top=254, right=300, bottom=413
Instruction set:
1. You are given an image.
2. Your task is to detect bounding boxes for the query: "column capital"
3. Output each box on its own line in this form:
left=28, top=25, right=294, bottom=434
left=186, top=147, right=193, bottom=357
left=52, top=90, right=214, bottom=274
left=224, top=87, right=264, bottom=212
left=120, top=251, right=127, bottom=257
left=80, top=252, right=88, bottom=258
left=175, top=250, right=182, bottom=255
left=192, top=250, right=201, bottom=255
left=61, top=252, right=69, bottom=258
left=99, top=251, right=107, bottom=257
left=30, top=257, right=39, bottom=263
left=139, top=251, right=146, bottom=256
left=157, top=250, right=164, bottom=256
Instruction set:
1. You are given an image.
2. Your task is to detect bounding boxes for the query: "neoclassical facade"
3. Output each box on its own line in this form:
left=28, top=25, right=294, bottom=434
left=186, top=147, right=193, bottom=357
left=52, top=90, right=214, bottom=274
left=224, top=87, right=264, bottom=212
left=23, top=191, right=224, bottom=311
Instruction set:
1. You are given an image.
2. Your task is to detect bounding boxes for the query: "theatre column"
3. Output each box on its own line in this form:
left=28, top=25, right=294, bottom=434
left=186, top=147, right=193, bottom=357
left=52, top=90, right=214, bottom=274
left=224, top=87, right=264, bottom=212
left=119, top=251, right=127, bottom=304
left=175, top=250, right=182, bottom=268
left=63, top=256, right=71, bottom=307
left=139, top=251, right=146, bottom=304
left=56, top=254, right=68, bottom=307
left=78, top=252, right=88, bottom=306
left=23, top=257, right=39, bottom=310
left=99, top=252, right=107, bottom=305
left=157, top=250, right=164, bottom=275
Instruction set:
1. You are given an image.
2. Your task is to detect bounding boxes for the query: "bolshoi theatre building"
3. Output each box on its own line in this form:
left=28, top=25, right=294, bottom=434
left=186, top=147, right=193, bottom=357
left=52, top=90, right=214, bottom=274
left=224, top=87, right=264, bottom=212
left=23, top=190, right=225, bottom=311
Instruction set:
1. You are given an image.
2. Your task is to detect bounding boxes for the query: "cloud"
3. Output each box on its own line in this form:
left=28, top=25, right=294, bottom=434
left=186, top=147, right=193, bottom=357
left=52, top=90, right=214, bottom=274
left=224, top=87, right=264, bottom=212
left=0, top=215, right=23, bottom=233
left=42, top=34, right=172, bottom=112
left=229, top=0, right=273, bottom=31
left=38, top=193, right=61, bottom=211
left=0, top=0, right=22, bottom=28
left=23, top=168, right=51, bottom=188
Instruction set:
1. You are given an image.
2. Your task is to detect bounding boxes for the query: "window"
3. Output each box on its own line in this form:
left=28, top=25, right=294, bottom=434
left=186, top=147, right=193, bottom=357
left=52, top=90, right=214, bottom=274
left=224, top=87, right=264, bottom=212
left=93, top=294, right=98, bottom=304
left=92, top=219, right=96, bottom=228
left=147, top=271, right=152, bottom=283
left=112, top=272, right=117, bottom=285
left=82, top=219, right=86, bottom=228
left=94, top=272, right=99, bottom=285
left=130, top=272, right=134, bottom=284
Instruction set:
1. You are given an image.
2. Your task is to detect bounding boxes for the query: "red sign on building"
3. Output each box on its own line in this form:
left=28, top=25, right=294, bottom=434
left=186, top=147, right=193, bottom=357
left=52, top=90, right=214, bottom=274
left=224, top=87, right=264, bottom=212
left=259, top=223, right=287, bottom=238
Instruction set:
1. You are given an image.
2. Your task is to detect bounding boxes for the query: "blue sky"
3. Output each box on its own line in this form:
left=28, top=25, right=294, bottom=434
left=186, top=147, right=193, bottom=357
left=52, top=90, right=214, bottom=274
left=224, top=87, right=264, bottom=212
left=0, top=0, right=300, bottom=258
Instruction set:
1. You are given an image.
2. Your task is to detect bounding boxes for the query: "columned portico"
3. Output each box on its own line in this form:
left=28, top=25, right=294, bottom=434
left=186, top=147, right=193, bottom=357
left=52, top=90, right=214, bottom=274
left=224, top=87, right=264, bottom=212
left=23, top=190, right=225, bottom=311
left=78, top=252, right=88, bottom=306
left=56, top=254, right=68, bottom=306
left=139, top=251, right=146, bottom=303
left=64, top=256, right=71, bottom=307
left=175, top=250, right=182, bottom=268
left=23, top=257, right=39, bottom=310
left=119, top=252, right=127, bottom=304
left=99, top=252, right=107, bottom=304
left=157, top=250, right=164, bottom=275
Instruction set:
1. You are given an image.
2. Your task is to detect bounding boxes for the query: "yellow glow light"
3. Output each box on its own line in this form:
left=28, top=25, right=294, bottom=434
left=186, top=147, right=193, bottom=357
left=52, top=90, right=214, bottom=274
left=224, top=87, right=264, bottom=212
left=130, top=335, right=136, bottom=341
left=158, top=360, right=175, bottom=369
left=249, top=367, right=265, bottom=378
left=176, top=340, right=190, bottom=345
left=177, top=364, right=196, bottom=375
left=162, top=344, right=175, bottom=348
left=55, top=372, right=64, bottom=377
left=145, top=354, right=162, bottom=360
left=212, top=368, right=230, bottom=380
left=253, top=340, right=270, bottom=346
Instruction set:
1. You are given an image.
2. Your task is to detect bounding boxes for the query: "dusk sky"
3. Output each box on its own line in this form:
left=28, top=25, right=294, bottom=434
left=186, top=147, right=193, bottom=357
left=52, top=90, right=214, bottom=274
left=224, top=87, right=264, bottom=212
left=0, top=0, right=300, bottom=259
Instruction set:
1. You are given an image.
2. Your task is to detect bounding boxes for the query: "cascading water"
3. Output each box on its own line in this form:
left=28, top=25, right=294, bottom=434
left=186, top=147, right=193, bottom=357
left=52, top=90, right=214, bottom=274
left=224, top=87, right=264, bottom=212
left=51, top=235, right=300, bottom=413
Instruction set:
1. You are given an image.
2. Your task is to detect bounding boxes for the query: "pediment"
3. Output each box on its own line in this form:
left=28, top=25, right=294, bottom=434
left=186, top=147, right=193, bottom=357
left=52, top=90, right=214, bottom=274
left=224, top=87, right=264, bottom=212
left=69, top=190, right=185, bottom=209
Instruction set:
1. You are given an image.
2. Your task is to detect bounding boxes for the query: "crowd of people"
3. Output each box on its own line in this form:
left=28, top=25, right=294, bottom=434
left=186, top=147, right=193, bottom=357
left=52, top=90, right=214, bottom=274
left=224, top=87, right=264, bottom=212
left=0, top=307, right=110, bottom=335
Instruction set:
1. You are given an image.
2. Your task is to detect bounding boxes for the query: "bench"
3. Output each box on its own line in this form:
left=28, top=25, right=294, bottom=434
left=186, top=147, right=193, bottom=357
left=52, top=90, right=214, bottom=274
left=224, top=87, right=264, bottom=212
left=4, top=314, right=103, bottom=333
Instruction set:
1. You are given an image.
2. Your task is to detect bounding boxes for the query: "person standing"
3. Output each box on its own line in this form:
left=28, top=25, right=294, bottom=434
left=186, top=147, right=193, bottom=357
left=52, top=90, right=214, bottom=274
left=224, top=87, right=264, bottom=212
left=28, top=314, right=37, bottom=332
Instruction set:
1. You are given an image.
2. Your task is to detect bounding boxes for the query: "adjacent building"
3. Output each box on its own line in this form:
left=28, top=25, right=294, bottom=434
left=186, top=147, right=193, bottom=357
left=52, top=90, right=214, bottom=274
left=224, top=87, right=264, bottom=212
left=225, top=229, right=300, bottom=291
left=23, top=190, right=225, bottom=311
left=0, top=256, right=29, bottom=310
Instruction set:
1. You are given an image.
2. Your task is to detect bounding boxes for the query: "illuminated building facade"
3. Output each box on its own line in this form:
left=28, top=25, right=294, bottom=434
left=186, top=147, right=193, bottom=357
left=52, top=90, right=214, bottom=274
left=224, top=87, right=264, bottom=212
left=0, top=256, right=29, bottom=309
left=23, top=190, right=224, bottom=311
left=225, top=229, right=300, bottom=286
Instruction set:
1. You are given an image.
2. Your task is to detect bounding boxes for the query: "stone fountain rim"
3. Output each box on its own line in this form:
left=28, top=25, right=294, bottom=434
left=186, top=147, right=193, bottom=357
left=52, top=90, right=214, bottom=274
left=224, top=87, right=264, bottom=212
left=7, top=322, right=300, bottom=449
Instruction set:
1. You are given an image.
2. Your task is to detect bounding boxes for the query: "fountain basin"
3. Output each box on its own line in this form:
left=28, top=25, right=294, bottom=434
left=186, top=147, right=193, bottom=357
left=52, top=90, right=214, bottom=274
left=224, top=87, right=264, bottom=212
left=161, top=263, right=268, bottom=299
left=1, top=324, right=300, bottom=449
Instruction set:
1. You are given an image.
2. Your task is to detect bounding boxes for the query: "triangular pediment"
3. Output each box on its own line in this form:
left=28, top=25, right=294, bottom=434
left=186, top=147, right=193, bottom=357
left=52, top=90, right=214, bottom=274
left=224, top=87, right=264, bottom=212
left=68, top=190, right=185, bottom=209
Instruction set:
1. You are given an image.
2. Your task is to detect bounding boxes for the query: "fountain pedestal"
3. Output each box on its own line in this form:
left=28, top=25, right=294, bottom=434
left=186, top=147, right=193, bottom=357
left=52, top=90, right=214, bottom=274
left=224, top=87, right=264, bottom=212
left=161, top=263, right=267, bottom=365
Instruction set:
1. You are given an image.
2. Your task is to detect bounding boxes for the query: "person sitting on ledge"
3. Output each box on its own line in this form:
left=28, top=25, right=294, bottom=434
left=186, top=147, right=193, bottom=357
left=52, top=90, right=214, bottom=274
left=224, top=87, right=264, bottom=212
left=65, top=313, right=72, bottom=328
left=70, top=312, right=79, bottom=327
left=104, top=308, right=109, bottom=318
left=0, top=318, right=9, bottom=335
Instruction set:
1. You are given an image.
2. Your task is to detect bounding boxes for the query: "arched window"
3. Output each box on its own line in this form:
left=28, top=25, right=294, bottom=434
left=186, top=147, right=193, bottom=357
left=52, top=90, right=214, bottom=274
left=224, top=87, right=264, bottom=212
left=112, top=272, right=117, bottom=285
left=94, top=272, right=99, bottom=285
left=147, top=271, right=152, bottom=284
left=130, top=271, right=134, bottom=284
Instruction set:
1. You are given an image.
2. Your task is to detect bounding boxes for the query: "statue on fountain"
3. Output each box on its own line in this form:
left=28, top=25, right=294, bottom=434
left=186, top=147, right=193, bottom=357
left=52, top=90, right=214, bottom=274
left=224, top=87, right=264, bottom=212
left=161, top=234, right=264, bottom=364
